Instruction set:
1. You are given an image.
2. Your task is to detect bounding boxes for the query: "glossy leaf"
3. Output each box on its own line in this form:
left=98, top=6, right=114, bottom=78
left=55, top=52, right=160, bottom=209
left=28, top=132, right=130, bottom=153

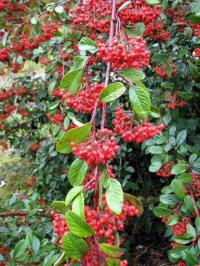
left=65, top=186, right=83, bottom=207
left=60, top=69, right=83, bottom=94
left=100, top=243, right=123, bottom=258
left=129, top=86, right=151, bottom=118
left=68, top=159, right=88, bottom=186
left=99, top=82, right=126, bottom=103
left=65, top=211, right=94, bottom=238
left=62, top=232, right=88, bottom=259
left=56, top=123, right=91, bottom=154
left=106, top=179, right=124, bottom=215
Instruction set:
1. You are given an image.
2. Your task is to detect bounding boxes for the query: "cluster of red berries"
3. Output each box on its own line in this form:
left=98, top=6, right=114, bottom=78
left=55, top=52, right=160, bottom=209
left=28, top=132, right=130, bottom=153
left=113, top=108, right=164, bottom=143
left=190, top=173, right=200, bottom=198
left=50, top=211, right=68, bottom=245
left=176, top=261, right=186, bottom=266
left=47, top=113, right=64, bottom=124
left=170, top=218, right=188, bottom=236
left=18, top=109, right=29, bottom=117
left=0, top=23, right=60, bottom=63
left=30, top=143, right=40, bottom=151
left=156, top=162, right=173, bottom=178
left=0, top=0, right=27, bottom=12
left=0, top=246, right=10, bottom=255
left=192, top=24, right=200, bottom=37
left=0, top=48, right=10, bottom=62
left=0, top=106, right=16, bottom=120
left=193, top=48, right=200, bottom=59
left=118, top=0, right=161, bottom=26
left=145, top=22, right=170, bottom=41
left=64, top=83, right=104, bottom=113
left=70, top=0, right=111, bottom=34
left=154, top=64, right=176, bottom=78
left=85, top=201, right=140, bottom=244
left=165, top=92, right=186, bottom=110
left=84, top=165, right=115, bottom=190
left=71, top=129, right=120, bottom=167
left=97, top=37, right=150, bottom=69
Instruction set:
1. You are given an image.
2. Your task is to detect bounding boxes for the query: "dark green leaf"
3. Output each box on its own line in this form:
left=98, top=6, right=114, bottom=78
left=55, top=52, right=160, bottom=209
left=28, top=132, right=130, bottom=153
left=99, top=82, right=126, bottom=103
left=65, top=211, right=94, bottom=238
left=106, top=179, right=124, bottom=215
left=62, top=232, right=88, bottom=259
left=60, top=69, right=83, bottom=94
left=68, top=159, right=88, bottom=186
left=65, top=186, right=83, bottom=207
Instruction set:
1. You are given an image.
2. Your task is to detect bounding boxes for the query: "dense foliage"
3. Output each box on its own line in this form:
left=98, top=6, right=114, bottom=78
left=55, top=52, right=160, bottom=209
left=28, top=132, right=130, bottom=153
left=0, top=0, right=200, bottom=265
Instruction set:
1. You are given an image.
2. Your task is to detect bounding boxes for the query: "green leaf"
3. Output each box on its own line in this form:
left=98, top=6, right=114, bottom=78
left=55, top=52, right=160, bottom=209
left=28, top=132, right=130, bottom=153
left=65, top=186, right=83, bottom=207
left=174, top=234, right=193, bottom=244
left=32, top=237, right=40, bottom=254
left=106, top=179, right=124, bottom=215
left=184, top=195, right=195, bottom=213
left=118, top=0, right=131, bottom=12
left=178, top=173, right=192, bottom=183
left=171, top=180, right=185, bottom=200
left=119, top=68, right=145, bottom=81
left=65, top=211, right=94, bottom=238
left=72, top=192, right=85, bottom=219
left=62, top=232, right=88, bottom=259
left=53, top=252, right=67, bottom=266
left=60, top=69, right=83, bottom=94
left=55, top=6, right=64, bottom=13
left=160, top=194, right=178, bottom=206
left=134, top=23, right=145, bottom=36
left=187, top=15, right=200, bottom=24
left=186, top=224, right=196, bottom=239
left=167, top=215, right=179, bottom=226
left=100, top=244, right=123, bottom=258
left=153, top=206, right=172, bottom=218
left=51, top=201, right=68, bottom=214
left=149, top=161, right=162, bottom=172
left=176, top=130, right=187, bottom=147
left=148, top=146, right=163, bottom=154
left=145, top=0, right=160, bottom=5
left=150, top=106, right=160, bottom=118
left=79, top=37, right=97, bottom=53
left=184, top=252, right=198, bottom=266
left=195, top=217, right=200, bottom=232
left=56, top=123, right=91, bottom=154
left=99, top=82, right=126, bottom=103
left=106, top=258, right=120, bottom=266
left=129, top=86, right=151, bottom=118
left=12, top=240, right=27, bottom=260
left=171, top=163, right=186, bottom=175
left=124, top=193, right=143, bottom=214
left=73, top=56, right=88, bottom=69
left=68, top=159, right=88, bottom=186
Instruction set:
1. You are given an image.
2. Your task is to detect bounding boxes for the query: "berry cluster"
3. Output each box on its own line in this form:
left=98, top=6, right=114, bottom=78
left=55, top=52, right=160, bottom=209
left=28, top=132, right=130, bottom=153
left=85, top=201, right=140, bottom=244
left=30, top=143, right=40, bottom=151
left=193, top=48, right=200, bottom=59
left=71, top=129, right=120, bottom=167
left=118, top=0, right=161, bottom=26
left=47, top=113, right=64, bottom=124
left=156, top=162, right=173, bottom=178
left=154, top=64, right=176, bottom=78
left=113, top=107, right=164, bottom=143
left=165, top=92, right=186, bottom=110
left=64, top=83, right=104, bottom=113
left=145, top=22, right=170, bottom=41
left=97, top=37, right=150, bottom=69
left=170, top=218, right=188, bottom=236
left=190, top=173, right=200, bottom=198
left=176, top=261, right=186, bottom=266
left=70, top=0, right=111, bottom=34
left=50, top=211, right=68, bottom=245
